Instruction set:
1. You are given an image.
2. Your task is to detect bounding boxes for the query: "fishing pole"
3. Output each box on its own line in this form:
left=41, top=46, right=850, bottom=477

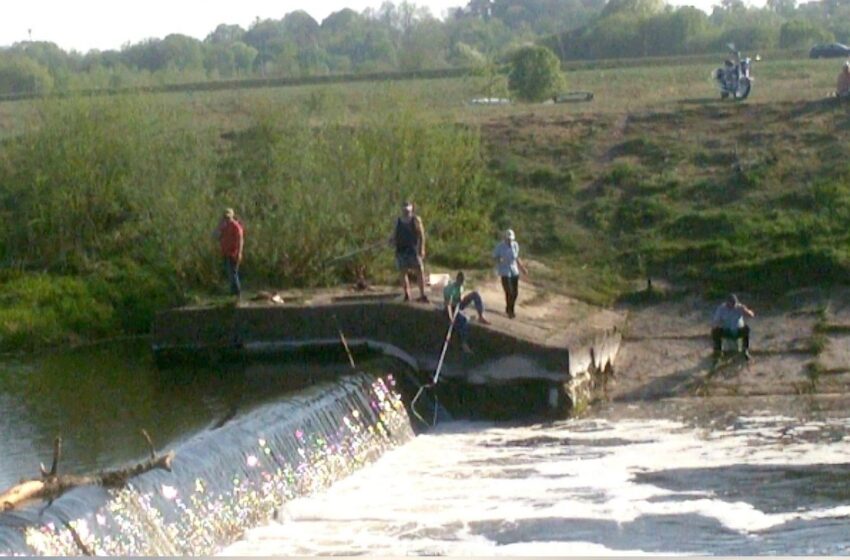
left=411, top=303, right=459, bottom=427
left=324, top=241, right=386, bottom=266
left=333, top=314, right=357, bottom=370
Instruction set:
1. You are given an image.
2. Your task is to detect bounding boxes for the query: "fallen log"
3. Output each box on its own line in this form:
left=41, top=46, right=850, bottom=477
left=0, top=431, right=175, bottom=512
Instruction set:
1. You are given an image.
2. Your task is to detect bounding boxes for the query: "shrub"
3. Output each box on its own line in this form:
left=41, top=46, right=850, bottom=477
left=0, top=54, right=54, bottom=96
left=0, top=273, right=113, bottom=351
left=507, top=46, right=564, bottom=102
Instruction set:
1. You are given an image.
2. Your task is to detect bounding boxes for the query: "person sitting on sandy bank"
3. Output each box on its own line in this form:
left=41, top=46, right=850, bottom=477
left=837, top=61, right=850, bottom=98
left=712, top=293, right=755, bottom=360
left=443, top=271, right=490, bottom=354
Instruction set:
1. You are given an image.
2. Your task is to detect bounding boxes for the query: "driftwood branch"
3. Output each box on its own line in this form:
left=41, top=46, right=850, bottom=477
left=0, top=431, right=174, bottom=512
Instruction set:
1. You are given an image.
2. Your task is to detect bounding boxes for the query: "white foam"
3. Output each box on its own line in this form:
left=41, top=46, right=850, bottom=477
left=220, top=410, right=850, bottom=556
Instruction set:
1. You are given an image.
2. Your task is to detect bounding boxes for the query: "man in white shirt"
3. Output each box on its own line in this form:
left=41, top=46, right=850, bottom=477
left=711, top=293, right=755, bottom=359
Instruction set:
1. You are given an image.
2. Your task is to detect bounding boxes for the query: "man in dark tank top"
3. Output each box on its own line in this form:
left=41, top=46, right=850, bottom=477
left=391, top=201, right=429, bottom=302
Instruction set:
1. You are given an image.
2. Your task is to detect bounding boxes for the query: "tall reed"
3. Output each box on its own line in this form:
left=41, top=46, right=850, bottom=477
left=0, top=92, right=494, bottom=348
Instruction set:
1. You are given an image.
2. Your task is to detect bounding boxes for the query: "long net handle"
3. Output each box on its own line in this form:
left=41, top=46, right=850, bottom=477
left=432, top=303, right=460, bottom=386
left=410, top=303, right=460, bottom=426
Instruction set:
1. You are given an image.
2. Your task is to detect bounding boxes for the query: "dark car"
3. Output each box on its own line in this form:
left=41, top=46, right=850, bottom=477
left=809, top=43, right=850, bottom=58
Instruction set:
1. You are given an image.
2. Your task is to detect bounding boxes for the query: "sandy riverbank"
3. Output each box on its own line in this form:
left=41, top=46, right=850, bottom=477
left=228, top=272, right=850, bottom=403
left=612, top=288, right=850, bottom=401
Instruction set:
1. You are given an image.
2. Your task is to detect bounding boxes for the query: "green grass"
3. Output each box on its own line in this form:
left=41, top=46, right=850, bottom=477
left=2, top=52, right=850, bottom=347
left=2, top=53, right=845, bottom=138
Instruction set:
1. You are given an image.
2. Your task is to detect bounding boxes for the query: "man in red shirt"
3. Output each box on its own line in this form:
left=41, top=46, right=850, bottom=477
left=216, top=208, right=244, bottom=297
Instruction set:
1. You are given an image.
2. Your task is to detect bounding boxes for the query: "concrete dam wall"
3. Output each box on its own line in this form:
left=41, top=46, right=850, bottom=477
left=152, top=290, right=624, bottom=419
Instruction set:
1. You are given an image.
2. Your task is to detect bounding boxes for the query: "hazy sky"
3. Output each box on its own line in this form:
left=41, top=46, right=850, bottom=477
left=3, top=0, right=723, bottom=53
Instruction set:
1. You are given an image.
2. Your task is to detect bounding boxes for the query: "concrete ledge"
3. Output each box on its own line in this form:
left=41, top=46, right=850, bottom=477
left=152, top=291, right=623, bottom=418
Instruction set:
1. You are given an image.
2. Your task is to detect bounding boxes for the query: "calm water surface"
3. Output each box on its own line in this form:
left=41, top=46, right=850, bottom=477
left=0, top=342, right=355, bottom=490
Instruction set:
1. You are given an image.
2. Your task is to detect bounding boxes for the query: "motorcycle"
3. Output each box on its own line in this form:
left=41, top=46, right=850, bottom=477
left=714, top=46, right=754, bottom=100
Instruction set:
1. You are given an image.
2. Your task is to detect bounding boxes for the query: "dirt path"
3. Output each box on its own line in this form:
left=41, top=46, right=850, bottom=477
left=432, top=272, right=624, bottom=348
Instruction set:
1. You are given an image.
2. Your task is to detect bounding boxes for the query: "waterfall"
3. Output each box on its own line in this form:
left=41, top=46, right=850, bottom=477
left=0, top=372, right=414, bottom=556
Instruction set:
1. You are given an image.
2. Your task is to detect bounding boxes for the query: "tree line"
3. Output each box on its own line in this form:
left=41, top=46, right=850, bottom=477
left=0, top=0, right=602, bottom=96
left=545, top=0, right=848, bottom=61
left=1, top=0, right=850, bottom=97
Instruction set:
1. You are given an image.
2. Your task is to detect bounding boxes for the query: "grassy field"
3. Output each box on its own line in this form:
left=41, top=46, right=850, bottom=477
left=1, top=54, right=844, bottom=137
left=1, top=53, right=849, bottom=349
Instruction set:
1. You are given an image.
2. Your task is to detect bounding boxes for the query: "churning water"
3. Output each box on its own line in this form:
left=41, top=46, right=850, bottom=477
left=3, top=343, right=850, bottom=556
left=223, top=397, right=850, bottom=556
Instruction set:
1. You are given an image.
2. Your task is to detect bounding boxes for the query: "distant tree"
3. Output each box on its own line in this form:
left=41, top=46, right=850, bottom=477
left=244, top=18, right=286, bottom=74
left=779, top=19, right=834, bottom=48
left=718, top=24, right=780, bottom=51
left=398, top=17, right=449, bottom=70
left=0, top=54, right=54, bottom=96
left=9, top=41, right=73, bottom=75
left=489, top=0, right=604, bottom=34
left=82, top=49, right=122, bottom=71
left=721, top=0, right=747, bottom=11
left=823, top=0, right=850, bottom=17
left=507, top=45, right=563, bottom=101
left=601, top=0, right=665, bottom=18
left=205, top=24, right=246, bottom=44
left=321, top=9, right=364, bottom=33
left=122, top=39, right=167, bottom=72
left=160, top=34, right=204, bottom=72
left=766, top=0, right=797, bottom=17
left=230, top=42, right=258, bottom=75
left=455, top=42, right=508, bottom=97
left=710, top=0, right=747, bottom=25
left=639, top=7, right=709, bottom=56
left=467, top=0, right=494, bottom=20
left=829, top=19, right=850, bottom=43
left=445, top=12, right=513, bottom=57
left=269, top=39, right=301, bottom=77
left=452, top=41, right=487, bottom=66
left=203, top=43, right=236, bottom=77
left=282, top=10, right=321, bottom=49
left=590, top=13, right=643, bottom=57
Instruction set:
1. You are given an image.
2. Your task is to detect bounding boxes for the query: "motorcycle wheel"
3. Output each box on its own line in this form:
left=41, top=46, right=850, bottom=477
left=736, top=79, right=751, bottom=100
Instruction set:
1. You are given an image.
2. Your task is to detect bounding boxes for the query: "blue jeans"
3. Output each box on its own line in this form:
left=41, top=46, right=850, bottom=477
left=451, top=291, right=484, bottom=342
left=224, top=257, right=241, bottom=296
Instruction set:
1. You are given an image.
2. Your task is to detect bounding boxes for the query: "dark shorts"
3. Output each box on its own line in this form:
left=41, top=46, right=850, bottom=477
left=395, top=251, right=422, bottom=271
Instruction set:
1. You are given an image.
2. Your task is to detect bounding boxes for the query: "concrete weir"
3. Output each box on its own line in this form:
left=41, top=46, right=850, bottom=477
left=152, top=281, right=624, bottom=419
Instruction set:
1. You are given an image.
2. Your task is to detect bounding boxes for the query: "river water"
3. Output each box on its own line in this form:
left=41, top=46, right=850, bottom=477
left=3, top=345, right=850, bottom=555
left=0, top=342, right=362, bottom=492
left=223, top=397, right=850, bottom=556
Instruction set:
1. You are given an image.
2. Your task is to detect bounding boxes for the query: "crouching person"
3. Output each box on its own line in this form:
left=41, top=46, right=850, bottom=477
left=712, top=293, right=755, bottom=360
left=443, top=272, right=490, bottom=354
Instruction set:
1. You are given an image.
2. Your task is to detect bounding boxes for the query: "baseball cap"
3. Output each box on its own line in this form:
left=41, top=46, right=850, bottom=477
left=505, top=228, right=516, bottom=240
